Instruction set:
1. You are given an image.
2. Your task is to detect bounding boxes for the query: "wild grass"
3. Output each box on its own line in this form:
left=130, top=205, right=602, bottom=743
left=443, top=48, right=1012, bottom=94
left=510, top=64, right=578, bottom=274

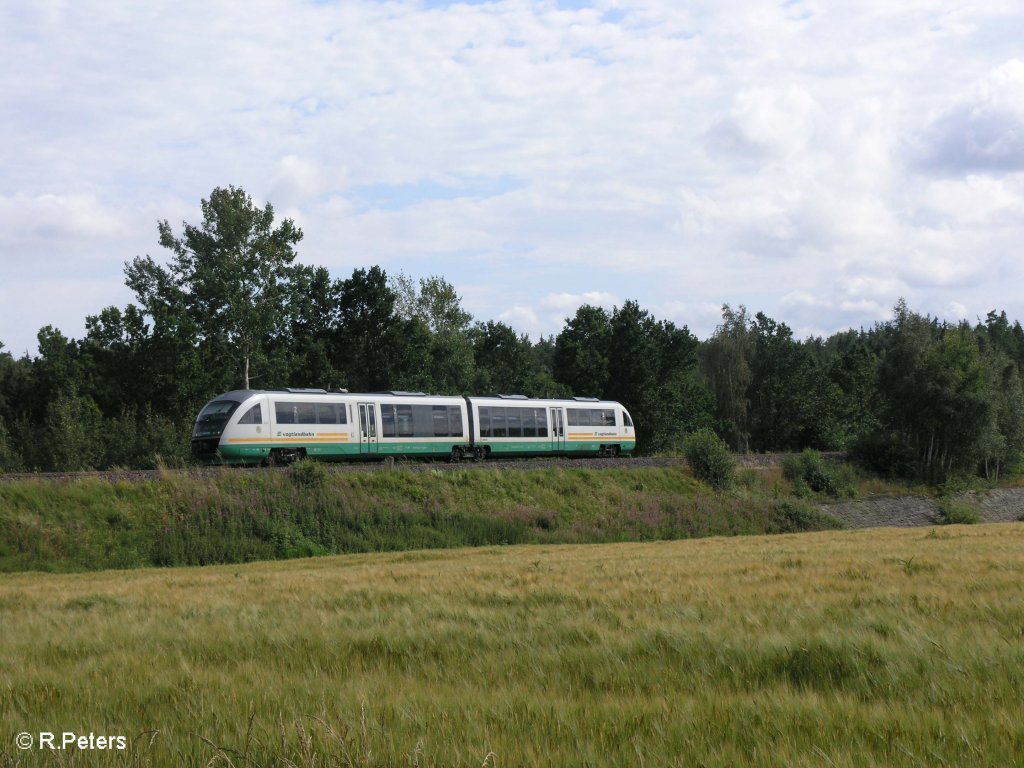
left=0, top=525, right=1022, bottom=766
left=0, top=466, right=843, bottom=573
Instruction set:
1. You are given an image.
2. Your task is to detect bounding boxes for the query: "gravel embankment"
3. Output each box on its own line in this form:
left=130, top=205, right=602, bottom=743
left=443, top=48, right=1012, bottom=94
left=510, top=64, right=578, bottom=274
left=822, top=488, right=1024, bottom=529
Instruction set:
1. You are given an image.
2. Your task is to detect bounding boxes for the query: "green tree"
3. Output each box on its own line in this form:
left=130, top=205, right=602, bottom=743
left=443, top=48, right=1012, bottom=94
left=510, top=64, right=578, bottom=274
left=526, top=335, right=570, bottom=399
left=683, top=427, right=736, bottom=490
left=978, top=310, right=1024, bottom=372
left=391, top=273, right=475, bottom=393
left=0, top=415, right=19, bottom=471
left=747, top=313, right=837, bottom=451
left=553, top=305, right=610, bottom=398
left=861, top=301, right=1007, bottom=483
left=80, top=304, right=150, bottom=416
left=41, top=389, right=104, bottom=471
left=284, top=265, right=343, bottom=389
left=336, top=266, right=400, bottom=391
left=604, top=301, right=710, bottom=453
left=126, top=185, right=303, bottom=391
left=823, top=330, right=881, bottom=449
left=700, top=305, right=754, bottom=451
left=469, top=321, right=536, bottom=395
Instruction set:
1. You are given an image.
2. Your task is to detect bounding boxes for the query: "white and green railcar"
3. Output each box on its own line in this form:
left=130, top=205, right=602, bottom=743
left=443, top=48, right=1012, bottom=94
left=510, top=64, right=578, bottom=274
left=192, top=389, right=470, bottom=465
left=467, top=395, right=635, bottom=458
left=191, top=390, right=635, bottom=465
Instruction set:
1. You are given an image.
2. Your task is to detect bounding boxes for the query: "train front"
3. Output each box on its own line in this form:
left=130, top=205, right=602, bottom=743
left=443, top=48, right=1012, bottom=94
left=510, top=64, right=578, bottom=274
left=190, top=391, right=250, bottom=462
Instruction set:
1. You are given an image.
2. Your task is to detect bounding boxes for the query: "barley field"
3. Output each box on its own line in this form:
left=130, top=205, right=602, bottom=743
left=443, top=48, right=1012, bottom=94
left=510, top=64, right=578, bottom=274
left=2, top=525, right=1023, bottom=766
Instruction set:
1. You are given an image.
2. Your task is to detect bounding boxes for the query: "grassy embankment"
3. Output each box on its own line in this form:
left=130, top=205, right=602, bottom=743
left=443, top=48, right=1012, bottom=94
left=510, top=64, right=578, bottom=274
left=0, top=464, right=842, bottom=573
left=1, top=525, right=1022, bottom=766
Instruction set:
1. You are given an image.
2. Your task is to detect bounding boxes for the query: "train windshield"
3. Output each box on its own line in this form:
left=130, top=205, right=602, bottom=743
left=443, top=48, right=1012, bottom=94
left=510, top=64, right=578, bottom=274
left=192, top=400, right=241, bottom=438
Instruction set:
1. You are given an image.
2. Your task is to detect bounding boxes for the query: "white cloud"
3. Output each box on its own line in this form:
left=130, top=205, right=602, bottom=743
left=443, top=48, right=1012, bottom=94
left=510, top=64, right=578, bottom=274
left=268, top=155, right=330, bottom=210
left=497, top=306, right=541, bottom=339
left=708, top=84, right=822, bottom=159
left=539, top=292, right=619, bottom=314
left=4, top=1, right=1024, bottom=354
left=0, top=193, right=127, bottom=245
left=912, top=59, right=1024, bottom=174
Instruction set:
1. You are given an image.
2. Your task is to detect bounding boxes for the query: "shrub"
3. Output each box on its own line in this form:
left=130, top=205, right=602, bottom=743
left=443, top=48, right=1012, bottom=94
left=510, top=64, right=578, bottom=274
left=289, top=459, right=328, bottom=488
left=770, top=500, right=845, bottom=533
left=936, top=498, right=981, bottom=525
left=848, top=431, right=915, bottom=480
left=782, top=450, right=855, bottom=499
left=683, top=429, right=736, bottom=491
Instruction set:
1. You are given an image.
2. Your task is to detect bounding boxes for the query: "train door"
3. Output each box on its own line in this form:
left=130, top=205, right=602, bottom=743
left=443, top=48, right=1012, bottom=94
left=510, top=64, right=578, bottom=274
left=549, top=407, right=565, bottom=452
left=358, top=402, right=378, bottom=455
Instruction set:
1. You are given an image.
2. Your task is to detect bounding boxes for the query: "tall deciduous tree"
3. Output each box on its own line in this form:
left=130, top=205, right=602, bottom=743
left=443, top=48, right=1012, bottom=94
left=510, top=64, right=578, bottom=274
left=701, top=305, right=754, bottom=451
left=860, top=300, right=1018, bottom=482
left=336, top=266, right=399, bottom=391
left=554, top=305, right=610, bottom=398
left=126, top=186, right=303, bottom=391
left=469, top=321, right=536, bottom=395
left=603, top=301, right=709, bottom=453
left=391, top=273, right=475, bottom=393
left=747, top=312, right=836, bottom=451
left=284, top=265, right=343, bottom=389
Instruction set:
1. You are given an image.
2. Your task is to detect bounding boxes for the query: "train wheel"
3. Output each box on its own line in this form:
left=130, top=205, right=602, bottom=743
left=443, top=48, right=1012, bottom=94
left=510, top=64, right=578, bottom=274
left=268, top=448, right=305, bottom=466
left=450, top=447, right=463, bottom=463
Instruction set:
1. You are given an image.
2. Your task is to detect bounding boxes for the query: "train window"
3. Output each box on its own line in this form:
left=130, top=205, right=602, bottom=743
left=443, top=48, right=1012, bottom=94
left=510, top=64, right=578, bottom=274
left=380, top=405, right=396, bottom=437
left=275, top=402, right=295, bottom=424
left=601, top=409, right=615, bottom=427
left=316, top=404, right=346, bottom=424
left=449, top=405, right=464, bottom=437
left=432, top=406, right=450, bottom=437
left=478, top=407, right=491, bottom=437
left=507, top=409, right=522, bottom=438
left=491, top=408, right=507, bottom=438
left=522, top=408, right=535, bottom=438
left=568, top=408, right=595, bottom=426
left=296, top=404, right=317, bottom=424
left=535, top=408, right=548, bottom=438
left=623, top=411, right=633, bottom=427
left=238, top=404, right=262, bottom=424
left=412, top=405, right=434, bottom=437
left=396, top=405, right=414, bottom=437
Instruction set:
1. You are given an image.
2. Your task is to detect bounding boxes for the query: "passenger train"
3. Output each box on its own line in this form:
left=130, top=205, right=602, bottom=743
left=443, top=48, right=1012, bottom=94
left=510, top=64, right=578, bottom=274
left=191, top=389, right=636, bottom=465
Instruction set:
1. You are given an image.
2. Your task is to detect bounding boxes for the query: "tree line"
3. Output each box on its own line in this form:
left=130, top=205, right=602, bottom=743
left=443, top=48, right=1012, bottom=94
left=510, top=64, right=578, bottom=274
left=2, top=186, right=1023, bottom=484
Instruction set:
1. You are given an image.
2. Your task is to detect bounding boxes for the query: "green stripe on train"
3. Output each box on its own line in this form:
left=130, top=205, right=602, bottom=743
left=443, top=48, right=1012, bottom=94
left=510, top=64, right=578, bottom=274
left=211, top=438, right=635, bottom=464
left=482, top=441, right=635, bottom=454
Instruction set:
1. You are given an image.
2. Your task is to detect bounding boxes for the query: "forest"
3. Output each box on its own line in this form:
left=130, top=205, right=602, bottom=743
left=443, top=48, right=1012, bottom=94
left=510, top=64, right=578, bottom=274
left=2, top=185, right=1023, bottom=484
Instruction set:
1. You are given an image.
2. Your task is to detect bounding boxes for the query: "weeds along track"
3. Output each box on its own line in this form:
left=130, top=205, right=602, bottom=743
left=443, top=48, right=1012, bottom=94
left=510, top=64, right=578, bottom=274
left=0, top=452, right=828, bottom=484
left=0, top=455, right=682, bottom=483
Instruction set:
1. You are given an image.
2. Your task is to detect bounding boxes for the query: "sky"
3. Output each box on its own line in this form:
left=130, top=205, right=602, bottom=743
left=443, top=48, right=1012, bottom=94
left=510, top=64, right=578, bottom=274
left=3, top=0, right=1024, bottom=357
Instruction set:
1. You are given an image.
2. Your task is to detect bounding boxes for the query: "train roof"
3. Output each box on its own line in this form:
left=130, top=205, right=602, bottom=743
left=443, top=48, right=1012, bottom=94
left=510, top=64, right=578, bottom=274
left=467, top=395, right=623, bottom=406
left=206, top=389, right=462, bottom=402
left=206, top=390, right=625, bottom=406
